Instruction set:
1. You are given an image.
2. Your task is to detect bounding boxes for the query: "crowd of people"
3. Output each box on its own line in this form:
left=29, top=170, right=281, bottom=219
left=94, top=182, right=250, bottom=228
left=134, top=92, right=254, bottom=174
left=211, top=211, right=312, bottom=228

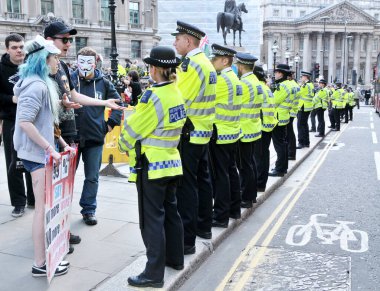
left=0, top=18, right=363, bottom=288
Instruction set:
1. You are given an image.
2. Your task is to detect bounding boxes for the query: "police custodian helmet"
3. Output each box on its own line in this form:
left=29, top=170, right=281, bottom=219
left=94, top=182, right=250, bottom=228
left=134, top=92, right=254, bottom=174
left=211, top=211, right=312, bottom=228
left=143, top=46, right=181, bottom=68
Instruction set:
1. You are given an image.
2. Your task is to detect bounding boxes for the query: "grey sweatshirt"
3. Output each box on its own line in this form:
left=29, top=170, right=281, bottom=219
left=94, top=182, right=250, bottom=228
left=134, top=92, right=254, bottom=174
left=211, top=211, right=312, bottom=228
left=13, top=75, right=55, bottom=164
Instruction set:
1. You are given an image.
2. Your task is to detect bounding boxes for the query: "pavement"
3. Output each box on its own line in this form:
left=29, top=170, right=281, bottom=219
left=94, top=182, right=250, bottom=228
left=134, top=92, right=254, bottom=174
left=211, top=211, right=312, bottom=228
left=0, top=110, right=337, bottom=291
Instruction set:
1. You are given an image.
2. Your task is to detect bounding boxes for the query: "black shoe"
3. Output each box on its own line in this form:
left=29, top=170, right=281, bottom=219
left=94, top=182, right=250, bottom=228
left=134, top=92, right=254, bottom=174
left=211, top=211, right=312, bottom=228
left=11, top=206, right=25, bottom=218
left=128, top=274, right=164, bottom=288
left=288, top=156, right=296, bottom=160
left=229, top=212, right=241, bottom=219
left=166, top=262, right=184, bottom=270
left=68, top=245, right=74, bottom=254
left=83, top=213, right=97, bottom=226
left=296, top=144, right=305, bottom=149
left=332, top=128, right=340, bottom=131
left=315, top=134, right=324, bottom=137
left=32, top=263, right=68, bottom=277
left=241, top=200, right=253, bottom=208
left=309, top=129, right=316, bottom=132
left=257, top=187, right=266, bottom=192
left=196, top=229, right=212, bottom=239
left=212, top=219, right=228, bottom=228
left=268, top=169, right=286, bottom=177
left=69, top=233, right=81, bottom=244
left=184, top=245, right=196, bottom=255
left=328, top=126, right=333, bottom=128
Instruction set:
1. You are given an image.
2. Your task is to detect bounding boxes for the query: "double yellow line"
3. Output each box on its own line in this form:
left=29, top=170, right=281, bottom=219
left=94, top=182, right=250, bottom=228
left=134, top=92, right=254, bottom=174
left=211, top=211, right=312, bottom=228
left=216, top=125, right=347, bottom=291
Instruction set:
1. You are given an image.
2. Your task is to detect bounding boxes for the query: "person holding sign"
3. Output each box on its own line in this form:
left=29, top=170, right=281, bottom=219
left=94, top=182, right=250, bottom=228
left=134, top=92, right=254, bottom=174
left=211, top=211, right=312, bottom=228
left=118, top=46, right=186, bottom=288
left=13, top=35, right=76, bottom=277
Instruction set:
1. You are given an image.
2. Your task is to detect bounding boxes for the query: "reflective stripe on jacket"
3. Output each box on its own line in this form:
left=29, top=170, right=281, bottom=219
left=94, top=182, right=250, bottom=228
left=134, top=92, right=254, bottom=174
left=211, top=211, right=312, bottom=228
left=298, top=81, right=315, bottom=112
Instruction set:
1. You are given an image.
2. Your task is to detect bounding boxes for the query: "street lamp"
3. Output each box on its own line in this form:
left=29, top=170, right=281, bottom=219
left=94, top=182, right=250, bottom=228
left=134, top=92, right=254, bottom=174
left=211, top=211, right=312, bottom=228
left=320, top=16, right=330, bottom=79
left=271, top=40, right=279, bottom=81
left=109, top=0, right=125, bottom=83
left=294, top=53, right=300, bottom=81
left=285, top=49, right=291, bottom=65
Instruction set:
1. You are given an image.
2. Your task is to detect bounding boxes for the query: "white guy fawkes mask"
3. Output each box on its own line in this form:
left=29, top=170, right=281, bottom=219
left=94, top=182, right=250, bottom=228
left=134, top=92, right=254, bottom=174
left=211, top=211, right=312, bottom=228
left=77, top=55, right=96, bottom=77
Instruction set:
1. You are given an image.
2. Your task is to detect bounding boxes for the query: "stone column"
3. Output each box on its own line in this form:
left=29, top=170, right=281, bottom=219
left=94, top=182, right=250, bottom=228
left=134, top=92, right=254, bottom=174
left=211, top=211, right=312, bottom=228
left=316, top=32, right=323, bottom=66
left=353, top=33, right=361, bottom=82
left=340, top=34, right=345, bottom=82
left=302, top=32, right=310, bottom=71
left=365, top=33, right=373, bottom=85
left=328, top=33, right=336, bottom=83
left=267, top=34, right=274, bottom=75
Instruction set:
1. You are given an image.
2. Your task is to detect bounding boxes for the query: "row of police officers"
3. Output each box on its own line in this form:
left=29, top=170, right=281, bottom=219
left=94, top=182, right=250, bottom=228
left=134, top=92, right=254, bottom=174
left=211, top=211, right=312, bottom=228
left=117, top=20, right=355, bottom=288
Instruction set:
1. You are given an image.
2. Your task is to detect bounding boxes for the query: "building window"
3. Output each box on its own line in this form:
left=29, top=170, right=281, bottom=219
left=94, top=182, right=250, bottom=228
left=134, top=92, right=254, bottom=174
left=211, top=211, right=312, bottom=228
left=374, top=38, right=379, bottom=51
left=375, top=13, right=379, bottom=20
left=73, top=0, right=84, bottom=19
left=101, top=0, right=111, bottom=21
left=286, top=37, right=293, bottom=50
left=300, top=11, right=306, bottom=17
left=131, top=40, right=141, bottom=58
left=273, top=9, right=279, bottom=17
left=299, top=40, right=304, bottom=51
left=287, top=10, right=293, bottom=18
left=41, top=0, right=54, bottom=14
left=7, top=0, right=21, bottom=13
left=75, top=37, right=87, bottom=54
left=104, top=38, right=112, bottom=57
left=129, top=2, right=140, bottom=27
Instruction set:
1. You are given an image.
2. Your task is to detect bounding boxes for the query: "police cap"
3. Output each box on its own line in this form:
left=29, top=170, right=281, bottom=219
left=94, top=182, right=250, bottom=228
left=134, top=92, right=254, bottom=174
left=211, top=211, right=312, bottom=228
left=301, top=70, right=312, bottom=77
left=171, top=20, right=205, bottom=40
left=253, top=65, right=265, bottom=78
left=143, top=46, right=181, bottom=68
left=274, top=64, right=291, bottom=74
left=210, top=44, right=236, bottom=57
left=318, top=78, right=327, bottom=84
left=235, top=52, right=258, bottom=65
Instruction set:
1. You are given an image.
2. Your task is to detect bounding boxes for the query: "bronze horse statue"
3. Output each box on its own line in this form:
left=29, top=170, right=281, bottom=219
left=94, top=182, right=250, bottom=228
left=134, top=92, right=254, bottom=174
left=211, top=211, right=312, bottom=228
left=217, top=2, right=248, bottom=47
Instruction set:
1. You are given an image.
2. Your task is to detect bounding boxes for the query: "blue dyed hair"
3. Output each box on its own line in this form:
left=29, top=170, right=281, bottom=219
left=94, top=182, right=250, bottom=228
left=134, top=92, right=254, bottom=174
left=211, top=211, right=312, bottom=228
left=19, top=41, right=50, bottom=81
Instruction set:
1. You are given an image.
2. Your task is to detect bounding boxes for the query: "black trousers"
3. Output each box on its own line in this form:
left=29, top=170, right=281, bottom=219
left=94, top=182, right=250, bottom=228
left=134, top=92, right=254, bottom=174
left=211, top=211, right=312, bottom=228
left=211, top=141, right=241, bottom=223
left=239, top=140, right=257, bottom=203
left=328, top=108, right=334, bottom=127
left=310, top=109, right=317, bottom=131
left=176, top=139, right=213, bottom=247
left=297, top=109, right=311, bottom=146
left=272, top=125, right=288, bottom=173
left=332, top=108, right=341, bottom=130
left=255, top=131, right=272, bottom=189
left=348, top=105, right=353, bottom=121
left=286, top=117, right=296, bottom=158
left=2, top=119, right=34, bottom=207
left=341, top=104, right=349, bottom=123
left=136, top=158, right=184, bottom=281
left=355, top=99, right=360, bottom=109
left=315, top=108, right=325, bottom=135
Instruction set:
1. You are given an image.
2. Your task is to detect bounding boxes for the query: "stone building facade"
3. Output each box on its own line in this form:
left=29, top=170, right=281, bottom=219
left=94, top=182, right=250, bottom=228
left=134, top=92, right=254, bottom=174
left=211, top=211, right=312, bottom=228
left=261, top=0, right=380, bottom=86
left=0, top=0, right=160, bottom=66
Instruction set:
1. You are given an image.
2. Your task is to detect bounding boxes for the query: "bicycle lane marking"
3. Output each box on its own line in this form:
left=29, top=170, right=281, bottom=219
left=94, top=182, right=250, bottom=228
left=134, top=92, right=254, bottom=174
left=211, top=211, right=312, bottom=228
left=228, top=125, right=349, bottom=291
left=285, top=213, right=369, bottom=253
left=215, top=125, right=348, bottom=291
left=374, top=152, right=380, bottom=180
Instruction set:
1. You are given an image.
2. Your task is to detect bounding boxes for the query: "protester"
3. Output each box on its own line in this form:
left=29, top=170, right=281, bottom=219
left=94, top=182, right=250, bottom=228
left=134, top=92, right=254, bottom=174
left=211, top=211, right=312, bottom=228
left=122, top=70, right=142, bottom=106
left=13, top=35, right=75, bottom=277
left=71, top=47, right=122, bottom=226
left=119, top=46, right=185, bottom=288
left=0, top=33, right=35, bottom=217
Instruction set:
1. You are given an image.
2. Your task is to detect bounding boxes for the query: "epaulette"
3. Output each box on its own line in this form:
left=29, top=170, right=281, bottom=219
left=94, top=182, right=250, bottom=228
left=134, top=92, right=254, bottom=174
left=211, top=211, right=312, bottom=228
left=140, top=90, right=153, bottom=103
left=181, top=57, right=190, bottom=72
left=209, top=72, right=217, bottom=84
left=256, top=85, right=263, bottom=95
left=236, top=84, right=243, bottom=96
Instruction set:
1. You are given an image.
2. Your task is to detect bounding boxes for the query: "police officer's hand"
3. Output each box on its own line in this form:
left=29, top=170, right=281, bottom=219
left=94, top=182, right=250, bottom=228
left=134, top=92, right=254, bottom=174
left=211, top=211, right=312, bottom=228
left=62, top=93, right=82, bottom=109
left=104, top=98, right=125, bottom=110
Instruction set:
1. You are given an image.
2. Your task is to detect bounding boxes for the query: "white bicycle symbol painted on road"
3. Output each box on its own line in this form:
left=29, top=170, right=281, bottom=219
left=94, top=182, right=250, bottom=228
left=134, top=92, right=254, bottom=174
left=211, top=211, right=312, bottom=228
left=286, top=214, right=369, bottom=253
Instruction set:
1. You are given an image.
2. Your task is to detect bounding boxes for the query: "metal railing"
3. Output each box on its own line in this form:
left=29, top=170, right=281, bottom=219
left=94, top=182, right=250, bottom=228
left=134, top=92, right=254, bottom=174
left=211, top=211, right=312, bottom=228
left=72, top=18, right=89, bottom=25
left=4, top=12, right=25, bottom=20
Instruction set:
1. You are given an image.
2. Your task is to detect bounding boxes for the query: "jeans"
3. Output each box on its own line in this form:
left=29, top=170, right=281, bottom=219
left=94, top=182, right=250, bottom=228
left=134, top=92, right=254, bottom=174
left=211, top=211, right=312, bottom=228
left=77, top=145, right=103, bottom=215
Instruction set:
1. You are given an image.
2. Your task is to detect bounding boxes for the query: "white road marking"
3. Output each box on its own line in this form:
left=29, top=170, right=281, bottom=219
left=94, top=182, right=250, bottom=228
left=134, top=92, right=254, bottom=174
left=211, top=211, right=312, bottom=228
left=370, top=116, right=374, bottom=122
left=371, top=123, right=374, bottom=129
left=372, top=132, right=378, bottom=144
left=374, top=152, right=380, bottom=180
left=286, top=214, right=369, bottom=253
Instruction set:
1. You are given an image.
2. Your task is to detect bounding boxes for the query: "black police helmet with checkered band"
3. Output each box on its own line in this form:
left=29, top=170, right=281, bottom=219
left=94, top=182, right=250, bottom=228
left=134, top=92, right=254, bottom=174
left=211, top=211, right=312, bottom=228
left=300, top=70, right=312, bottom=77
left=235, top=52, right=258, bottom=65
left=171, top=20, right=206, bottom=40
left=210, top=44, right=236, bottom=57
left=274, top=64, right=291, bottom=74
left=253, top=65, right=265, bottom=79
left=143, top=46, right=181, bottom=68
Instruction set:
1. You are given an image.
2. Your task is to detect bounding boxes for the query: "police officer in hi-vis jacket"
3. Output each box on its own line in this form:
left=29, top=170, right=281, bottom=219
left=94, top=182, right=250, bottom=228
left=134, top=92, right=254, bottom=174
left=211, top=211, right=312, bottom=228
left=172, top=21, right=217, bottom=255
left=118, top=46, right=186, bottom=288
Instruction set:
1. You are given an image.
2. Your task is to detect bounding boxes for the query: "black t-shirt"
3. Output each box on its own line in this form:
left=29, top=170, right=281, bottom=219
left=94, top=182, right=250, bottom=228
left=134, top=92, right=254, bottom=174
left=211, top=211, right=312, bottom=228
left=51, top=60, right=77, bottom=141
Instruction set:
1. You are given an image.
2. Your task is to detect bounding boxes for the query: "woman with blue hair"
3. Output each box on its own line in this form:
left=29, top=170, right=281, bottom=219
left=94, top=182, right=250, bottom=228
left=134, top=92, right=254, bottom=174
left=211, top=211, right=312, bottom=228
left=13, top=35, right=75, bottom=277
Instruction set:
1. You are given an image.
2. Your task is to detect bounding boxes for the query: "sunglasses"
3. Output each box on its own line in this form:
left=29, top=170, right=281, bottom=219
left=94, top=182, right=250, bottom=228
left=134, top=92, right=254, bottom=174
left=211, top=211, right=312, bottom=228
left=52, top=37, right=74, bottom=44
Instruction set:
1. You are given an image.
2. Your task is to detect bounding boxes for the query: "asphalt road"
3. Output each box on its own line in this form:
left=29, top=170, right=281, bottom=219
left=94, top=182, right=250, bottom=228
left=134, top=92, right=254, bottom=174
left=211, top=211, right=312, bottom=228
left=180, top=105, right=380, bottom=291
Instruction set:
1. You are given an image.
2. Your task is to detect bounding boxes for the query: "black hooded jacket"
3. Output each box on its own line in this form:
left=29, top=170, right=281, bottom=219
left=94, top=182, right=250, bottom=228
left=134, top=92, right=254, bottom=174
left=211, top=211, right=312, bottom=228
left=0, top=53, right=20, bottom=121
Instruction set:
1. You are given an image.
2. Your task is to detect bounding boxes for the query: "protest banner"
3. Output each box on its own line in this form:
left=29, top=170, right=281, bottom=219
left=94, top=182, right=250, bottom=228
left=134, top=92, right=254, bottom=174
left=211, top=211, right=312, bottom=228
left=44, top=151, right=77, bottom=282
